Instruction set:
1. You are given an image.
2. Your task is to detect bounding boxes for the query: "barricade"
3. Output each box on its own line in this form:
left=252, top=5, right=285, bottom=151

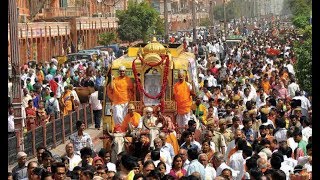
left=8, top=104, right=92, bottom=165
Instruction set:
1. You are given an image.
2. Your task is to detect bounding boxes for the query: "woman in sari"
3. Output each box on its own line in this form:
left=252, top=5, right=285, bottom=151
left=25, top=100, right=37, bottom=130
left=36, top=101, right=50, bottom=124
left=201, top=140, right=215, bottom=165
left=61, top=86, right=73, bottom=116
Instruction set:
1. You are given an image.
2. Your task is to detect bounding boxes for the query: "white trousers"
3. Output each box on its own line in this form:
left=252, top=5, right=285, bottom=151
left=176, top=112, right=190, bottom=128
left=112, top=102, right=128, bottom=125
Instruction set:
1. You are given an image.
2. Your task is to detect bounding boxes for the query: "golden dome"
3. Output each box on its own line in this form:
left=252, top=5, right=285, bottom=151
left=143, top=53, right=162, bottom=66
left=143, top=37, right=166, bottom=55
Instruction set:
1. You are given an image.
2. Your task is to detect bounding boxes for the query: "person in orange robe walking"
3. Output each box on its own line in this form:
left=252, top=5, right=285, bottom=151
left=173, top=70, right=195, bottom=128
left=107, top=66, right=134, bottom=126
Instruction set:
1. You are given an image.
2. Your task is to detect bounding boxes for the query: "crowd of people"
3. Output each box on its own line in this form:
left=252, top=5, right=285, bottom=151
left=9, top=17, right=312, bottom=180
left=8, top=51, right=115, bottom=135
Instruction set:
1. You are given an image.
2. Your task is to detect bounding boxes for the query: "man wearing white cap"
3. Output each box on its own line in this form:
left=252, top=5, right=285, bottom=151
left=12, top=151, right=28, bottom=180
left=107, top=66, right=134, bottom=125
left=138, top=106, right=161, bottom=131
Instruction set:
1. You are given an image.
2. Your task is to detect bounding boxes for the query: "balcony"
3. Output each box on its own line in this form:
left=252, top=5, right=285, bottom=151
left=42, top=7, right=88, bottom=19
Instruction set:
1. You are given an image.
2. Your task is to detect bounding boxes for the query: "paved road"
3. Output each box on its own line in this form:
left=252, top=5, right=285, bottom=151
left=8, top=125, right=103, bottom=172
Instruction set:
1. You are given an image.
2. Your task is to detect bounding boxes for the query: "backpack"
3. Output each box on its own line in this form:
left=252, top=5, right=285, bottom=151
left=46, top=99, right=56, bottom=114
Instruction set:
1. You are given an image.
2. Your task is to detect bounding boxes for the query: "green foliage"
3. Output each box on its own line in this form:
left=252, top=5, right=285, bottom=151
left=293, top=37, right=312, bottom=94
left=97, top=32, right=116, bottom=46
left=289, top=0, right=312, bottom=94
left=292, top=15, right=309, bottom=29
left=289, top=0, right=311, bottom=17
left=116, top=0, right=160, bottom=43
left=289, top=0, right=311, bottom=28
left=153, top=16, right=165, bottom=36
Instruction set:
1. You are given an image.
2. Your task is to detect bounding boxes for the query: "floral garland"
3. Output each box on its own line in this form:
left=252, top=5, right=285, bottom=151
left=132, top=54, right=170, bottom=112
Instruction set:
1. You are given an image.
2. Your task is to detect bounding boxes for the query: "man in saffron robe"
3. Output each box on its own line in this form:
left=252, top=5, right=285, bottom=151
left=121, top=104, right=141, bottom=132
left=107, top=66, right=134, bottom=125
left=173, top=70, right=194, bottom=128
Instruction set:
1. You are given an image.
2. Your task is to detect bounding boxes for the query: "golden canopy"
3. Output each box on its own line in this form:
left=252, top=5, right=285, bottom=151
left=143, top=37, right=166, bottom=55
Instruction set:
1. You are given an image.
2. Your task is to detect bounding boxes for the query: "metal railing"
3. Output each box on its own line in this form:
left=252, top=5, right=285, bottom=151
left=8, top=104, right=94, bottom=165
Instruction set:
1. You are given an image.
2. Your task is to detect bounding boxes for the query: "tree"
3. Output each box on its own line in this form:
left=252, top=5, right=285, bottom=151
left=116, top=0, right=160, bottom=43
left=293, top=29, right=312, bottom=94
left=152, top=16, right=165, bottom=37
left=97, top=32, right=116, bottom=46
left=289, top=0, right=312, bottom=94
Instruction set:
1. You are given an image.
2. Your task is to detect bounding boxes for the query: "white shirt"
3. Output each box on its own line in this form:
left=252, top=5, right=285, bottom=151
left=302, top=126, right=312, bottom=142
left=287, top=137, right=298, bottom=152
left=8, top=82, right=13, bottom=98
left=262, top=119, right=275, bottom=128
left=161, top=143, right=175, bottom=159
left=183, top=159, right=190, bottom=170
left=55, top=83, right=64, bottom=99
left=288, top=82, right=300, bottom=98
left=304, top=162, right=312, bottom=172
left=225, top=140, right=236, bottom=161
left=160, top=148, right=173, bottom=166
left=106, top=162, right=117, bottom=172
left=229, top=150, right=245, bottom=180
left=137, top=116, right=160, bottom=130
left=274, top=128, right=288, bottom=142
left=280, top=163, right=294, bottom=180
left=8, top=114, right=15, bottom=132
left=22, top=94, right=33, bottom=108
left=285, top=64, right=295, bottom=75
left=216, top=162, right=239, bottom=180
left=46, top=97, right=60, bottom=112
left=297, top=156, right=309, bottom=166
left=206, top=75, right=217, bottom=87
left=89, top=91, right=102, bottom=110
left=66, top=154, right=82, bottom=171
left=51, top=58, right=58, bottom=65
left=71, top=90, right=80, bottom=103
left=242, top=95, right=253, bottom=106
left=204, top=165, right=217, bottom=180
left=293, top=96, right=311, bottom=110
left=282, top=155, right=297, bottom=169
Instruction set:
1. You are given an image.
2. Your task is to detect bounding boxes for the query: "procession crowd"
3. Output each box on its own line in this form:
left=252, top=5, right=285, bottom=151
left=9, top=18, right=312, bottom=180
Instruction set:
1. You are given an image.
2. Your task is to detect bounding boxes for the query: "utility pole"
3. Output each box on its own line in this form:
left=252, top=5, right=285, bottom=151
left=223, top=0, right=227, bottom=39
left=191, top=0, right=197, bottom=43
left=209, top=1, right=213, bottom=26
left=253, top=0, right=256, bottom=18
left=164, top=0, right=169, bottom=44
left=9, top=0, right=23, bottom=150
